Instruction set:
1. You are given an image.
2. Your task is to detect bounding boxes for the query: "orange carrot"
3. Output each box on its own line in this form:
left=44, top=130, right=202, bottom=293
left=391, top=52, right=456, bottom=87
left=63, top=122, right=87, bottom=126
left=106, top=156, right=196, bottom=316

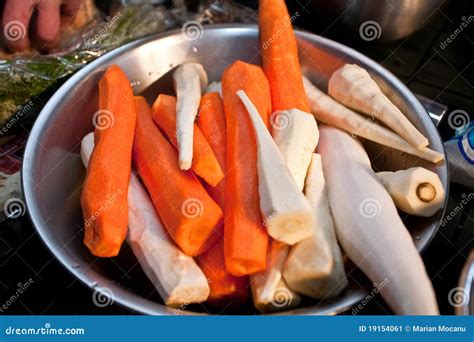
left=259, top=0, right=310, bottom=113
left=80, top=65, right=136, bottom=257
left=196, top=92, right=226, bottom=207
left=196, top=93, right=249, bottom=304
left=222, top=61, right=272, bottom=276
left=197, top=240, right=250, bottom=306
left=133, top=96, right=222, bottom=256
left=151, top=95, right=224, bottom=187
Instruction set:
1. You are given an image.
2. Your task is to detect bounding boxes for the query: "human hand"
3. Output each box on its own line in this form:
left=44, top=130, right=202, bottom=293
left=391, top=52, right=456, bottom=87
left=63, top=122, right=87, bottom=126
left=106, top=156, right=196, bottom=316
left=2, top=0, right=82, bottom=52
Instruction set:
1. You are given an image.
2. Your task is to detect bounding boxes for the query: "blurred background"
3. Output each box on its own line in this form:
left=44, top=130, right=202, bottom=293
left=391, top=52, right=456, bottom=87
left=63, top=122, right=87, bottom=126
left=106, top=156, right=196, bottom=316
left=0, top=0, right=473, bottom=315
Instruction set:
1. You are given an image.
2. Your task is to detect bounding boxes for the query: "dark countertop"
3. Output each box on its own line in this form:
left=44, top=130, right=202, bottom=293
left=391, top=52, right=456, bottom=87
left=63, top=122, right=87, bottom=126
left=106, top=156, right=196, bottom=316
left=0, top=0, right=473, bottom=315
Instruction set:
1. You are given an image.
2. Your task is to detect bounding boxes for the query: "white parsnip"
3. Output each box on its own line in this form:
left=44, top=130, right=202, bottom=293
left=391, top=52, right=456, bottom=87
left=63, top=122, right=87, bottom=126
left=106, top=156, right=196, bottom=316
left=284, top=154, right=348, bottom=298
left=237, top=90, right=314, bottom=245
left=253, top=278, right=302, bottom=313
left=173, top=63, right=209, bottom=170
left=303, top=76, right=444, bottom=164
left=377, top=167, right=445, bottom=217
left=318, top=126, right=439, bottom=315
left=271, top=109, right=319, bottom=190
left=206, top=81, right=222, bottom=96
left=328, top=64, right=428, bottom=148
left=250, top=109, right=318, bottom=309
left=250, top=242, right=291, bottom=311
left=81, top=133, right=210, bottom=307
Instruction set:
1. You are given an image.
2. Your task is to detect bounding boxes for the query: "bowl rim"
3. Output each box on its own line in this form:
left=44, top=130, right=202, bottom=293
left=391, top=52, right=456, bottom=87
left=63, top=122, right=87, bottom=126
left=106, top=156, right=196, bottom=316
left=22, top=23, right=448, bottom=315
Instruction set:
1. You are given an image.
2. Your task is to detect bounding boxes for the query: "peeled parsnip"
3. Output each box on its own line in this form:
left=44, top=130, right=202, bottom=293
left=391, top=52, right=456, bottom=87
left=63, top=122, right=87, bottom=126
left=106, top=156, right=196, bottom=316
left=81, top=133, right=210, bottom=307
left=253, top=278, right=301, bottom=313
left=174, top=63, right=209, bottom=170
left=377, top=167, right=445, bottom=217
left=318, top=126, right=439, bottom=315
left=284, top=154, right=348, bottom=298
left=206, top=81, right=222, bottom=96
left=271, top=109, right=319, bottom=190
left=250, top=241, right=295, bottom=311
left=237, top=90, right=314, bottom=245
left=328, top=64, right=428, bottom=148
left=250, top=109, right=318, bottom=309
left=303, top=76, right=444, bottom=164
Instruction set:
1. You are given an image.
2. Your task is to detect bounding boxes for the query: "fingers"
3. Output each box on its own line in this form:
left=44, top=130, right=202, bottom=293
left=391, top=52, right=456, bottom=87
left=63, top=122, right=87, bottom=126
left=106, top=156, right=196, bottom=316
left=61, top=0, right=82, bottom=17
left=35, top=0, right=61, bottom=51
left=2, top=0, right=34, bottom=52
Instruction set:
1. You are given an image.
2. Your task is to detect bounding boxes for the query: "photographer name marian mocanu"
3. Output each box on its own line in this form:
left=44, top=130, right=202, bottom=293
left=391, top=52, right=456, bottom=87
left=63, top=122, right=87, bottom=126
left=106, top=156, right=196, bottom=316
left=411, top=325, right=466, bottom=333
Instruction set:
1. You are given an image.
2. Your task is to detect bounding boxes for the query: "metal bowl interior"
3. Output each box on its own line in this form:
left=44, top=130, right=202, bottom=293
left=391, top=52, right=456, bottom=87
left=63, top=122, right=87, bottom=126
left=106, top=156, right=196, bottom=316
left=22, top=24, right=448, bottom=315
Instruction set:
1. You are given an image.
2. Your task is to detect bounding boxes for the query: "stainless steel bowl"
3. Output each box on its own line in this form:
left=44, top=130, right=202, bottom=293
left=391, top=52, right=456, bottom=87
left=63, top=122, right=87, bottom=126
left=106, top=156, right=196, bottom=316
left=22, top=24, right=448, bottom=315
left=309, top=0, right=448, bottom=42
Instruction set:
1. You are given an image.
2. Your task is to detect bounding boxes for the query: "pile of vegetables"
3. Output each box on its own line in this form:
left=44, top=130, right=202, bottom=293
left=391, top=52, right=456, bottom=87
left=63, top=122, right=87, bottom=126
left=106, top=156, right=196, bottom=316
left=79, top=0, right=444, bottom=314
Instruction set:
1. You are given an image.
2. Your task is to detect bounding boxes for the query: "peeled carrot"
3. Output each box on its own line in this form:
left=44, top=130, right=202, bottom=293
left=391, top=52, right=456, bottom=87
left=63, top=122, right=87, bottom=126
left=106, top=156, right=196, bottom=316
left=258, top=0, right=310, bottom=113
left=151, top=94, right=224, bottom=187
left=195, top=93, right=250, bottom=304
left=197, top=240, right=250, bottom=306
left=80, top=65, right=136, bottom=257
left=133, top=96, right=223, bottom=256
left=196, top=92, right=227, bottom=206
left=222, top=61, right=272, bottom=276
